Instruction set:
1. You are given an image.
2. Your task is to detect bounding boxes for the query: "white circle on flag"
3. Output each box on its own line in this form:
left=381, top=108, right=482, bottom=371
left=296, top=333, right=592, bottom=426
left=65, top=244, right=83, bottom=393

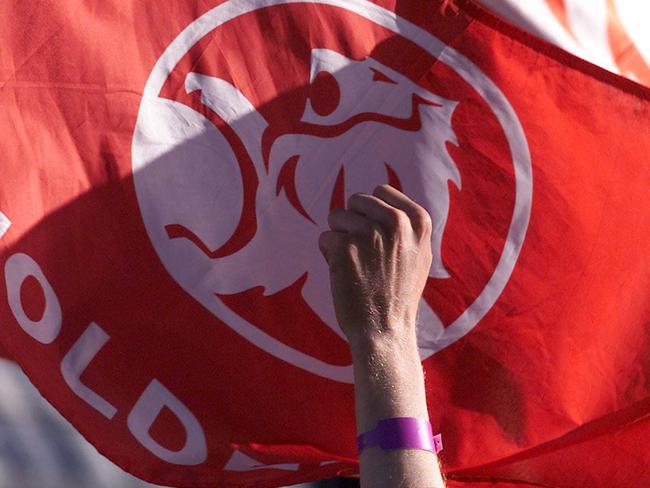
left=132, top=0, right=533, bottom=383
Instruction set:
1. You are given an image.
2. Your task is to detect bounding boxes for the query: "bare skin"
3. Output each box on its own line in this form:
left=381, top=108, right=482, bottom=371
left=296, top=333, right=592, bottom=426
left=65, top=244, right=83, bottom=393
left=319, top=184, right=445, bottom=488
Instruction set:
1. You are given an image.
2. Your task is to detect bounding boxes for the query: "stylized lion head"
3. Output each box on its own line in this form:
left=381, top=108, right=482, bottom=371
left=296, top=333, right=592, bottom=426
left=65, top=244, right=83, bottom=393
left=169, top=48, right=460, bottom=339
left=268, top=49, right=460, bottom=276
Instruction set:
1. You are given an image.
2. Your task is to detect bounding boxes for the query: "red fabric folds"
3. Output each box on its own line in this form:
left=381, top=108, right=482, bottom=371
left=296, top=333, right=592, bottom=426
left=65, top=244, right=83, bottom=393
left=1, top=1, right=649, bottom=486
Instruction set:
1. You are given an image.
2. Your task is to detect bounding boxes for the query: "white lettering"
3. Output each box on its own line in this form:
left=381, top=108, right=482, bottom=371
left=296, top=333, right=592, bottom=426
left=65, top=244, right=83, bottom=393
left=60, top=323, right=117, bottom=419
left=4, top=253, right=62, bottom=344
left=224, top=450, right=300, bottom=471
left=127, top=379, right=207, bottom=466
left=0, top=212, right=11, bottom=239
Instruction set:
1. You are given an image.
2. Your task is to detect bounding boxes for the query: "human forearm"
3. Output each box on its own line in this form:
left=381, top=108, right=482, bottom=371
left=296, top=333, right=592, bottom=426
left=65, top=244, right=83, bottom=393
left=351, top=333, right=428, bottom=432
left=351, top=334, right=444, bottom=488
left=318, top=185, right=446, bottom=488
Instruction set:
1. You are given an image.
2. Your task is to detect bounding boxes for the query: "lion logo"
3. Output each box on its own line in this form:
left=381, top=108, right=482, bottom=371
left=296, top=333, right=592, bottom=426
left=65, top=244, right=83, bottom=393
left=132, top=0, right=532, bottom=382
left=162, top=48, right=459, bottom=343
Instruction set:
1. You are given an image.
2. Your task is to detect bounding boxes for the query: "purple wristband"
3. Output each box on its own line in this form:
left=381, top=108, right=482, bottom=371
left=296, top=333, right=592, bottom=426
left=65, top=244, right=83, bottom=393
left=357, top=417, right=443, bottom=454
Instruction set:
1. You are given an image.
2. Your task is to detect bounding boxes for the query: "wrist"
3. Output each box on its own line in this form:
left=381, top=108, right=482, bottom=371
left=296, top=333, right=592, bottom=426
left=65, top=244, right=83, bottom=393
left=350, top=337, right=424, bottom=395
left=349, top=330, right=422, bottom=385
left=350, top=336, right=428, bottom=433
left=346, top=319, right=418, bottom=359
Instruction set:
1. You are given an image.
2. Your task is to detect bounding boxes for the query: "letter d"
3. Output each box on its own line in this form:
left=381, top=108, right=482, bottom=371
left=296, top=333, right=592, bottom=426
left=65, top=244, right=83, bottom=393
left=128, top=379, right=207, bottom=466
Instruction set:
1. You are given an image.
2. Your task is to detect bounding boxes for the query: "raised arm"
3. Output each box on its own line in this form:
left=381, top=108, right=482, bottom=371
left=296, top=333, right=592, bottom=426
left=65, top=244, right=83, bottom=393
left=319, top=184, right=445, bottom=488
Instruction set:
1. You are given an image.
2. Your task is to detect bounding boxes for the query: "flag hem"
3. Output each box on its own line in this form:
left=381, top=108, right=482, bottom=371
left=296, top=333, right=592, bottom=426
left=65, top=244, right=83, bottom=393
left=459, top=0, right=650, bottom=101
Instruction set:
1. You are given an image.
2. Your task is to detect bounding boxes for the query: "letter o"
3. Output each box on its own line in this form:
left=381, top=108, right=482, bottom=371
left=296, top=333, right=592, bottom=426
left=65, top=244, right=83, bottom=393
left=4, top=253, right=62, bottom=344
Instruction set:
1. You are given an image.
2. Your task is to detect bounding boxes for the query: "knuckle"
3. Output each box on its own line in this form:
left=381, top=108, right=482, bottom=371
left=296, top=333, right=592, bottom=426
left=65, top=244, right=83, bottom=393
left=382, top=208, right=407, bottom=233
left=373, top=184, right=391, bottom=196
left=415, top=208, right=433, bottom=234
left=393, top=209, right=410, bottom=228
left=319, top=230, right=340, bottom=250
left=319, top=231, right=355, bottom=265
left=327, top=208, right=342, bottom=226
left=347, top=192, right=367, bottom=209
left=326, top=213, right=334, bottom=228
left=318, top=230, right=331, bottom=246
left=318, top=231, right=334, bottom=254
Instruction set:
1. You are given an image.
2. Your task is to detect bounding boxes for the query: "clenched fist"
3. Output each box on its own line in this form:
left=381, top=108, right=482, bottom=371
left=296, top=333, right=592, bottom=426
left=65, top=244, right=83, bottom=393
left=319, top=184, right=433, bottom=352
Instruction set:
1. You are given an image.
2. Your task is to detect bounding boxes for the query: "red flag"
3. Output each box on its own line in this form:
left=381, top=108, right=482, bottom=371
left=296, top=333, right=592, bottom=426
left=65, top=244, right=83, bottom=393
left=0, top=342, right=9, bottom=360
left=1, top=1, right=649, bottom=487
left=476, top=0, right=650, bottom=86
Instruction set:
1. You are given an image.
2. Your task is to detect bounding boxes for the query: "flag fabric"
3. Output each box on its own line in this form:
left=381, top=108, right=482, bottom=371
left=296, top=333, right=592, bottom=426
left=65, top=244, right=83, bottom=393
left=475, top=0, right=650, bottom=86
left=0, top=341, right=9, bottom=360
left=1, top=1, right=650, bottom=487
